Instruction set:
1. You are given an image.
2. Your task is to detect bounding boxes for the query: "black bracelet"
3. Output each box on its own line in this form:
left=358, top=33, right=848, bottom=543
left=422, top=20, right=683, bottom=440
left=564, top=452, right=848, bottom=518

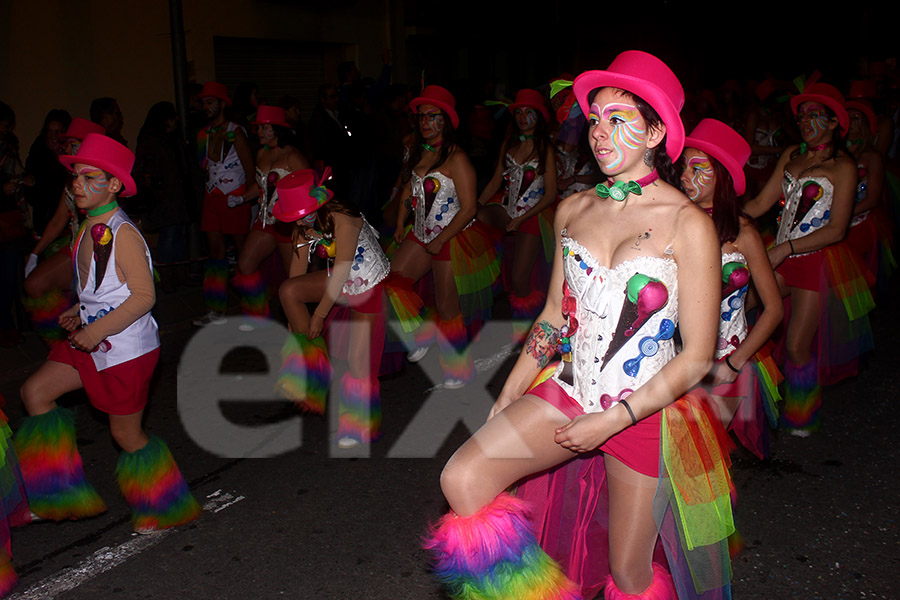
left=619, top=399, right=637, bottom=427
left=788, top=239, right=795, bottom=255
left=725, top=355, right=741, bottom=374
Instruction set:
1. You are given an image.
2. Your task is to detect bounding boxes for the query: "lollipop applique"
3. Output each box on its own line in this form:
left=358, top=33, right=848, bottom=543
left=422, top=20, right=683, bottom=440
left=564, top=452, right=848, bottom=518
left=721, top=261, right=750, bottom=322
left=790, top=180, right=825, bottom=232
left=91, top=224, right=113, bottom=292
left=600, top=273, right=669, bottom=371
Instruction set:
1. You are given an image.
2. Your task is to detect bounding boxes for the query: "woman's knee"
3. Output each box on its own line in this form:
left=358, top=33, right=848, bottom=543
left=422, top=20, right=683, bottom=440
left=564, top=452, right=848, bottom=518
left=19, top=377, right=55, bottom=415
left=608, top=560, right=654, bottom=595
left=439, top=457, right=480, bottom=509
left=785, top=335, right=813, bottom=365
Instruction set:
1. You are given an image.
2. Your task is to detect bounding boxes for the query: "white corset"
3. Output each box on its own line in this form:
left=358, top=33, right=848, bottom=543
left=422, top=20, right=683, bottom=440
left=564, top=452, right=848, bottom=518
left=504, top=154, right=544, bottom=218
left=343, top=217, right=390, bottom=296
left=256, top=167, right=292, bottom=226
left=716, top=252, right=749, bottom=359
left=776, top=174, right=834, bottom=252
left=410, top=171, right=469, bottom=243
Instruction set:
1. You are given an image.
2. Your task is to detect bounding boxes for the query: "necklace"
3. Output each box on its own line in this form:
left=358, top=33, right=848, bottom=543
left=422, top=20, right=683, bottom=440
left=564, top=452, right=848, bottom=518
left=87, top=200, right=118, bottom=217
left=421, top=140, right=443, bottom=153
left=799, top=141, right=831, bottom=155
left=595, top=170, right=659, bottom=202
left=518, top=134, right=535, bottom=142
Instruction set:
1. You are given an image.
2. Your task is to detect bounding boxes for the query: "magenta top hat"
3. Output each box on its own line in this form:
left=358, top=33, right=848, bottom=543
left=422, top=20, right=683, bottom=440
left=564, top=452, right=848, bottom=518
left=62, top=118, right=105, bottom=141
left=273, top=167, right=334, bottom=222
left=790, top=83, right=849, bottom=134
left=573, top=50, right=686, bottom=159
left=252, top=105, right=291, bottom=128
left=200, top=81, right=232, bottom=106
left=848, top=80, right=878, bottom=100
left=409, top=85, right=459, bottom=129
left=846, top=99, right=877, bottom=136
left=509, top=89, right=550, bottom=123
left=59, top=133, right=137, bottom=197
left=685, top=119, right=752, bottom=196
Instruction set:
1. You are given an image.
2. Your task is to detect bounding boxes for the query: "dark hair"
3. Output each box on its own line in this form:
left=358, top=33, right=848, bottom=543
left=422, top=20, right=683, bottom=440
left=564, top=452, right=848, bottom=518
left=402, top=109, right=457, bottom=183
left=707, top=157, right=742, bottom=246
left=90, top=97, right=118, bottom=124
left=311, top=194, right=361, bottom=238
left=139, top=101, right=177, bottom=139
left=43, top=109, right=72, bottom=133
left=589, top=87, right=680, bottom=186
left=790, top=102, right=850, bottom=162
left=503, top=106, right=550, bottom=175
left=270, top=124, right=301, bottom=151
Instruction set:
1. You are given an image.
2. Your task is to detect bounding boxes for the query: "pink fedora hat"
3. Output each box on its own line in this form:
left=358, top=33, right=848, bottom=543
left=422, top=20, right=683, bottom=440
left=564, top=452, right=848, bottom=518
left=62, top=118, right=105, bottom=141
left=59, top=133, right=137, bottom=197
left=846, top=99, right=877, bottom=136
left=509, top=89, right=550, bottom=123
left=273, top=167, right=334, bottom=222
left=409, top=85, right=459, bottom=129
left=252, top=105, right=291, bottom=128
left=200, top=81, right=232, bottom=106
left=685, top=119, right=752, bottom=195
left=573, top=50, right=685, bottom=158
left=790, top=82, right=848, bottom=134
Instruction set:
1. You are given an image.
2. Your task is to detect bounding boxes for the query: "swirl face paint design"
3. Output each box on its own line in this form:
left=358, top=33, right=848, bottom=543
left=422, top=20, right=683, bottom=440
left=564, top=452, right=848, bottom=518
left=684, top=155, right=714, bottom=201
left=76, top=166, right=109, bottom=204
left=515, top=108, right=538, bottom=131
left=797, top=102, right=830, bottom=142
left=589, top=102, right=646, bottom=171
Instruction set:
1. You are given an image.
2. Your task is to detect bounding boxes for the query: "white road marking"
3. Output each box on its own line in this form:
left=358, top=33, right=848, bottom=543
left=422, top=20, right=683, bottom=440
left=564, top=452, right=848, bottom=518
left=10, top=489, right=244, bottom=599
left=424, top=343, right=517, bottom=392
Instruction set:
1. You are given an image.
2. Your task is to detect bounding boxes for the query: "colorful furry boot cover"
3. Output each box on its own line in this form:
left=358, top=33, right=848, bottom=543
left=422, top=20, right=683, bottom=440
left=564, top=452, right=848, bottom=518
left=423, top=493, right=581, bottom=600
left=13, top=407, right=106, bottom=520
left=202, top=259, right=229, bottom=315
left=276, top=333, right=332, bottom=414
left=23, top=289, right=71, bottom=346
left=603, top=563, right=676, bottom=599
left=116, top=436, right=201, bottom=533
left=436, top=314, right=474, bottom=386
left=337, top=373, right=382, bottom=444
left=232, top=270, right=270, bottom=318
left=509, top=290, right=546, bottom=345
left=781, top=356, right=821, bottom=433
left=0, top=556, right=16, bottom=597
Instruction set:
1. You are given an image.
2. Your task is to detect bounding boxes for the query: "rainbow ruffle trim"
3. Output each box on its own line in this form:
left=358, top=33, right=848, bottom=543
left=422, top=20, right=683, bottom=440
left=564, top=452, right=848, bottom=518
left=384, top=275, right=424, bottom=333
left=450, top=222, right=501, bottom=324
left=13, top=407, right=106, bottom=521
left=509, top=290, right=546, bottom=345
left=23, top=289, right=71, bottom=346
left=116, top=436, right=201, bottom=532
left=277, top=333, right=332, bottom=414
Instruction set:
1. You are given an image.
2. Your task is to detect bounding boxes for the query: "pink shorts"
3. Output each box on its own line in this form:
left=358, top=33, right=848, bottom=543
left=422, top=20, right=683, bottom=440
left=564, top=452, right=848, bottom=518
left=404, top=229, right=451, bottom=261
left=529, top=378, right=661, bottom=477
left=48, top=344, right=160, bottom=415
left=776, top=250, right=824, bottom=292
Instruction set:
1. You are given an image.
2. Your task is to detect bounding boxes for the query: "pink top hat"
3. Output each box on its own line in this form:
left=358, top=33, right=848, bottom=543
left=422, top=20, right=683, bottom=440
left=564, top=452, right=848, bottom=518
left=200, top=81, right=232, bottom=107
left=573, top=50, right=686, bottom=159
left=685, top=119, right=752, bottom=196
left=509, top=89, right=550, bottom=123
left=273, top=168, right=334, bottom=222
left=59, top=133, right=137, bottom=197
left=252, top=105, right=291, bottom=128
left=409, top=85, right=459, bottom=129
left=846, top=99, right=877, bottom=136
left=62, top=118, right=105, bottom=141
left=848, top=80, right=878, bottom=100
left=790, top=82, right=849, bottom=134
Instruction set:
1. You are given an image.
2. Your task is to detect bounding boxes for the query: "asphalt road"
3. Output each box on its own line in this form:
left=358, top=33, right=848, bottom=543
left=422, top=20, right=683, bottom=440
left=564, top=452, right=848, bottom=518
left=0, top=276, right=896, bottom=600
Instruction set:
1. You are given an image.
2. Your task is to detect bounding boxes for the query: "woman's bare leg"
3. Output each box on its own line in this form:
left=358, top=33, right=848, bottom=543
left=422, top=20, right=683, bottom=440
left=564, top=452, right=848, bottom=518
left=279, top=270, right=328, bottom=333
left=20, top=360, right=84, bottom=416
left=24, top=252, right=73, bottom=299
left=236, top=229, right=277, bottom=276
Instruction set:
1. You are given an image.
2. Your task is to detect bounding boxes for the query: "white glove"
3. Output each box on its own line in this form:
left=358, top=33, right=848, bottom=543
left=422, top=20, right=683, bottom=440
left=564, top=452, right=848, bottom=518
left=24, top=253, right=38, bottom=278
left=227, top=195, right=245, bottom=208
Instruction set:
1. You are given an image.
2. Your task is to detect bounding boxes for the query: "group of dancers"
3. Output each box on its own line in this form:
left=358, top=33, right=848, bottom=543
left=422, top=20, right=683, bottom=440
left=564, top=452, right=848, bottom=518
left=1, top=47, right=891, bottom=598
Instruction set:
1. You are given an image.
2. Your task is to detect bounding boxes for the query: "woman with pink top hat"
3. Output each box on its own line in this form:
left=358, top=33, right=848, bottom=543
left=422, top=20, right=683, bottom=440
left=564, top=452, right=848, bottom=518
left=231, top=105, right=310, bottom=318
left=425, top=51, right=733, bottom=600
left=273, top=168, right=390, bottom=449
left=388, top=85, right=499, bottom=389
left=680, top=118, right=783, bottom=458
left=476, top=88, right=558, bottom=344
left=14, top=133, right=201, bottom=536
left=23, top=118, right=106, bottom=348
left=744, top=82, right=874, bottom=436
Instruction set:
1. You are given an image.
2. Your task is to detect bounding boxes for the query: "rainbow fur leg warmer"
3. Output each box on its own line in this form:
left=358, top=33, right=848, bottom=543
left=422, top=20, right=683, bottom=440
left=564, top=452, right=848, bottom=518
left=23, top=289, right=71, bottom=346
left=202, top=259, right=229, bottom=314
left=437, top=315, right=474, bottom=384
left=781, top=357, right=821, bottom=432
left=509, top=290, right=546, bottom=345
left=423, top=493, right=581, bottom=600
left=12, top=407, right=106, bottom=520
left=337, top=373, right=382, bottom=444
left=603, top=563, right=676, bottom=599
left=232, top=270, right=270, bottom=318
left=0, top=556, right=16, bottom=597
left=116, top=436, right=201, bottom=532
left=276, top=333, right=332, bottom=414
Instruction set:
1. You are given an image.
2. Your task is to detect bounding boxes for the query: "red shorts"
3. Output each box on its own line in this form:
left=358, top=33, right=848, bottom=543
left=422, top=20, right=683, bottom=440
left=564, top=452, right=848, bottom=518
left=251, top=218, right=294, bottom=244
left=707, top=355, right=753, bottom=398
left=342, top=282, right=384, bottom=314
left=529, top=378, right=661, bottom=477
left=776, top=250, right=824, bottom=292
left=48, top=344, right=160, bottom=415
left=483, top=197, right=541, bottom=236
left=201, top=185, right=252, bottom=235
left=404, top=229, right=451, bottom=261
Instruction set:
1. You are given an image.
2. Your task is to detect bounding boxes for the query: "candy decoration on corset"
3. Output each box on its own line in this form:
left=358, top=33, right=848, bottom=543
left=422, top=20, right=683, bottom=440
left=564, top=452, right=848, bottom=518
left=265, top=170, right=281, bottom=213
left=423, top=176, right=440, bottom=216
left=623, top=318, right=675, bottom=377
left=520, top=165, right=536, bottom=198
left=790, top=181, right=824, bottom=231
left=91, top=224, right=113, bottom=292
left=721, top=262, right=750, bottom=299
left=315, top=236, right=336, bottom=259
left=600, top=273, right=668, bottom=371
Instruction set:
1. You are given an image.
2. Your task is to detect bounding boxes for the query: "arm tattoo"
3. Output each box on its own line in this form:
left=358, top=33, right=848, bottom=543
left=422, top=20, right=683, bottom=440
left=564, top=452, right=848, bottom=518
left=524, top=320, right=560, bottom=369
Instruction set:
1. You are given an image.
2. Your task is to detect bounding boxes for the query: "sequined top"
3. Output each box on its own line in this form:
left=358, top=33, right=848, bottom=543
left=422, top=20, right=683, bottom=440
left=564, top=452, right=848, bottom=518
left=503, top=153, right=544, bottom=218
left=716, top=252, right=749, bottom=360
left=410, top=170, right=470, bottom=244
left=776, top=173, right=834, bottom=253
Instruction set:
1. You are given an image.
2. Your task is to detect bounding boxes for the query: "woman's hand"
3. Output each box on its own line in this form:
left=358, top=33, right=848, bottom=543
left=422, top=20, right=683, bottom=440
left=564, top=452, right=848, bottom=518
left=393, top=227, right=405, bottom=246
left=487, top=392, right=517, bottom=421
left=68, top=327, right=95, bottom=352
left=307, top=312, right=326, bottom=340
left=506, top=216, right=524, bottom=232
left=58, top=305, right=81, bottom=331
left=705, top=359, right=739, bottom=386
left=767, top=242, right=791, bottom=269
left=554, top=412, right=615, bottom=452
left=425, top=238, right=444, bottom=255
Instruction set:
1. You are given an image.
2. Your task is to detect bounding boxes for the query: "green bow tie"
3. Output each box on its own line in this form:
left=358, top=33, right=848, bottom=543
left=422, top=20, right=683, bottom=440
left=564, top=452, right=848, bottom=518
left=595, top=180, right=643, bottom=202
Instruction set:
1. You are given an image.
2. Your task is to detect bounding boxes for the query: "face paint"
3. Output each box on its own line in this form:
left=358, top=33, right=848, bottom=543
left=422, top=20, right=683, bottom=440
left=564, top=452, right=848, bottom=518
left=683, top=155, right=714, bottom=201
left=72, top=165, right=111, bottom=209
left=515, top=108, right=538, bottom=131
left=417, top=106, right=445, bottom=140
left=590, top=102, right=647, bottom=171
left=797, top=102, right=831, bottom=142
left=300, top=212, right=317, bottom=226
